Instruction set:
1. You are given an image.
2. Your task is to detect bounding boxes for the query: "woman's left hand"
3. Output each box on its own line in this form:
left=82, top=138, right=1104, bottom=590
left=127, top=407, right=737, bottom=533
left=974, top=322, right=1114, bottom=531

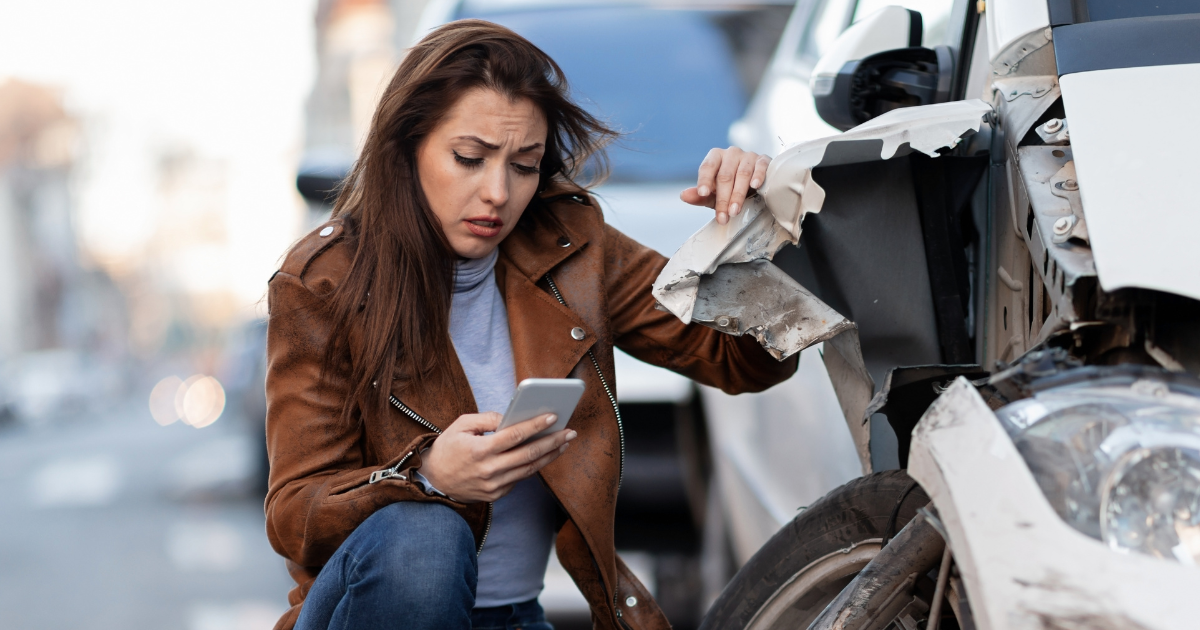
left=680, top=147, right=771, bottom=226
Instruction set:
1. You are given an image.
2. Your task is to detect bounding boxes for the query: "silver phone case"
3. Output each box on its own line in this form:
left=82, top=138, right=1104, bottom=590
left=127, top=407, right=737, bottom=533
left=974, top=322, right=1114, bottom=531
left=498, top=378, right=586, bottom=442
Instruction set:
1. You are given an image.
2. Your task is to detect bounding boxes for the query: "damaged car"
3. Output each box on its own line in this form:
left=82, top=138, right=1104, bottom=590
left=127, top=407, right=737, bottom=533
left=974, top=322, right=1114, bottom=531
left=652, top=0, right=1200, bottom=628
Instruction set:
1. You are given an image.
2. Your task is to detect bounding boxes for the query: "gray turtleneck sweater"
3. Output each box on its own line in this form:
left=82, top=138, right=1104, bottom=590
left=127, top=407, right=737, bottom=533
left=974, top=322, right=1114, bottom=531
left=433, top=248, right=559, bottom=608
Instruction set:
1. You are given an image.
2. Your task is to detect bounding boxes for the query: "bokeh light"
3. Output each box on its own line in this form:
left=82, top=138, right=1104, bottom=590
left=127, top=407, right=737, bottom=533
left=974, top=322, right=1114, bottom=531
left=149, top=376, right=184, bottom=426
left=182, top=376, right=226, bottom=428
left=174, top=374, right=205, bottom=421
left=148, top=374, right=226, bottom=428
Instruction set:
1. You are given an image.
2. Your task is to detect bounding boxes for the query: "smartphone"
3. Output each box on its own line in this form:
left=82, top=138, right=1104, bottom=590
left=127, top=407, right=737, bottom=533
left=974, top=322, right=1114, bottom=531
left=498, top=378, right=586, bottom=444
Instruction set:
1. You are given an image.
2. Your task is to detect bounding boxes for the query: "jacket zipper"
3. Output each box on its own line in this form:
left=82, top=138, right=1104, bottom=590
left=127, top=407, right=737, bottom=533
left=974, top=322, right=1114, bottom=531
left=369, top=393, right=493, bottom=556
left=389, top=394, right=441, bottom=434
left=544, top=274, right=625, bottom=492
left=544, top=274, right=632, bottom=628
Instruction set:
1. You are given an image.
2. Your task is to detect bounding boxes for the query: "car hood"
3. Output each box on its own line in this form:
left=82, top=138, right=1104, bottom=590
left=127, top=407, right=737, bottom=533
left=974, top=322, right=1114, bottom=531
left=1061, top=62, right=1200, bottom=302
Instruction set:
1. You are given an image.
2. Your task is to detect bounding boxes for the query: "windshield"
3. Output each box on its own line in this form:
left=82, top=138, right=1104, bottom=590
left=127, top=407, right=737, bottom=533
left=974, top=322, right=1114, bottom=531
left=459, top=6, right=786, bottom=182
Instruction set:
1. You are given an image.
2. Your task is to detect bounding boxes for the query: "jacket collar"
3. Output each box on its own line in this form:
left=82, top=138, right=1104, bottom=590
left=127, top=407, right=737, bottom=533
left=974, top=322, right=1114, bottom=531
left=499, top=184, right=593, bottom=281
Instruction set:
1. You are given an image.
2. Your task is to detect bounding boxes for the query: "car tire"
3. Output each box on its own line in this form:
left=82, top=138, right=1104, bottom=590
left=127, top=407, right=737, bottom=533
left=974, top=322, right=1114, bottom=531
left=699, top=470, right=929, bottom=630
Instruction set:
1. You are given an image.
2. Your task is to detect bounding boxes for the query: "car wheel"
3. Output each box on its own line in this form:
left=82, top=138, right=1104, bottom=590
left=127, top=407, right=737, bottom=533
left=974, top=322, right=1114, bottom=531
left=699, top=470, right=930, bottom=630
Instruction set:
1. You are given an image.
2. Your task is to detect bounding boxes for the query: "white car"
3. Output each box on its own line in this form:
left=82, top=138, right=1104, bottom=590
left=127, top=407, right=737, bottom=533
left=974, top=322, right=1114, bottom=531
left=651, top=0, right=1200, bottom=627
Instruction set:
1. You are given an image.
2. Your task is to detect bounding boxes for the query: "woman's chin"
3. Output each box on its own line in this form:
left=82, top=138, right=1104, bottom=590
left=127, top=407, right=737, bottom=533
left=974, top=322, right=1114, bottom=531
left=450, top=239, right=500, bottom=260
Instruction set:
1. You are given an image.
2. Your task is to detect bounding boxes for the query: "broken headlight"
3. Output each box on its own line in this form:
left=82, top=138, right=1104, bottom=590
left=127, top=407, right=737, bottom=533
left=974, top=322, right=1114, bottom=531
left=996, top=377, right=1200, bottom=565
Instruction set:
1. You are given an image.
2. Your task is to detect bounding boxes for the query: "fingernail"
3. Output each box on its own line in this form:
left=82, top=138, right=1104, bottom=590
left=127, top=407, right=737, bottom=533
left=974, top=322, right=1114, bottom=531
left=751, top=179, right=760, bottom=188
left=545, top=414, right=557, bottom=426
left=730, top=202, right=739, bottom=216
left=560, top=443, right=569, bottom=453
left=718, top=212, right=727, bottom=225
left=566, top=430, right=577, bottom=441
left=699, top=186, right=709, bottom=196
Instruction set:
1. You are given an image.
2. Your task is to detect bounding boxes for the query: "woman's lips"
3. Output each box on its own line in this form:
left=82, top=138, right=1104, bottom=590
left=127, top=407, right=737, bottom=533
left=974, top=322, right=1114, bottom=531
left=464, top=217, right=503, bottom=238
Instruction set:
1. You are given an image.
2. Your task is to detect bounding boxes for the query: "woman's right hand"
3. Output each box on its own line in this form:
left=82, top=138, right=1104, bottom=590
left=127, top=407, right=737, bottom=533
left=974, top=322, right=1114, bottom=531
left=416, top=412, right=576, bottom=503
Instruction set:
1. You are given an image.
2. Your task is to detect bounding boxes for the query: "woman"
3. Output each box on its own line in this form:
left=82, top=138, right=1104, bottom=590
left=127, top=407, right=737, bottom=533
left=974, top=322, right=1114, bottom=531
left=265, top=20, right=795, bottom=630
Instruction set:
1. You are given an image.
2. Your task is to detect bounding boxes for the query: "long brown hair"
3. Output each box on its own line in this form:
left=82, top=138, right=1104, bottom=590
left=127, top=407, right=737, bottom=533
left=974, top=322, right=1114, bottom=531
left=323, top=20, right=616, bottom=418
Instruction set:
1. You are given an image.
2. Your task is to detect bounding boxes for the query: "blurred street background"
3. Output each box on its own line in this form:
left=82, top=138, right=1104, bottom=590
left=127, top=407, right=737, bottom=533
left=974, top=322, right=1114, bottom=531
left=0, top=1, right=316, bottom=628
left=0, top=1, right=792, bottom=628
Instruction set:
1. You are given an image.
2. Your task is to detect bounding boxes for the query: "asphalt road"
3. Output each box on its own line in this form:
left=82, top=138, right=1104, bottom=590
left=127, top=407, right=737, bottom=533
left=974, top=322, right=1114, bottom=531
left=0, top=402, right=293, bottom=630
left=0, top=401, right=602, bottom=629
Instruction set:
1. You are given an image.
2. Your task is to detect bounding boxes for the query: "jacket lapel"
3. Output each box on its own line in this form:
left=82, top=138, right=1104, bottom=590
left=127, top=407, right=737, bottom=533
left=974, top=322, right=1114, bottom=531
left=499, top=197, right=597, bottom=382
left=497, top=256, right=595, bottom=383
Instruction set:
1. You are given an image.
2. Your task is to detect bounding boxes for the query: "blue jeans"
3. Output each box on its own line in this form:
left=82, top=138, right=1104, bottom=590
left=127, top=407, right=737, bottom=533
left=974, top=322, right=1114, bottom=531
left=294, top=501, right=552, bottom=630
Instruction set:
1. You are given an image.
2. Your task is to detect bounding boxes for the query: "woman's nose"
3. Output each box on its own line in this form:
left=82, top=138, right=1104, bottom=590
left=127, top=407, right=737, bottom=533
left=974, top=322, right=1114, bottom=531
left=480, top=163, right=509, bottom=206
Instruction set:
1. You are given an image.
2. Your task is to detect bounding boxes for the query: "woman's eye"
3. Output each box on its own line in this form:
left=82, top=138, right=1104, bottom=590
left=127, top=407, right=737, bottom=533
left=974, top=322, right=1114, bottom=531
left=453, top=152, right=483, bottom=168
left=512, top=163, right=540, bottom=176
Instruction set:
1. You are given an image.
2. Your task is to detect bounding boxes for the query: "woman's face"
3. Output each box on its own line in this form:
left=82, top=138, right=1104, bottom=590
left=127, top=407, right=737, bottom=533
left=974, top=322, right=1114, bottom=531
left=417, top=88, right=548, bottom=259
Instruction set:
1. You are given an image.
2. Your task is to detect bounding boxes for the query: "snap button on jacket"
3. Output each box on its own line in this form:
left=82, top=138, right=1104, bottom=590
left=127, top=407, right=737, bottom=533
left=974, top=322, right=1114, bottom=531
left=264, top=185, right=798, bottom=630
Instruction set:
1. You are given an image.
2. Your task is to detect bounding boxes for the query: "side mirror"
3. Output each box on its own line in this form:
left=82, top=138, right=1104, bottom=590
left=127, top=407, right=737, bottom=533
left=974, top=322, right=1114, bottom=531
left=812, top=5, right=954, bottom=131
left=296, top=150, right=352, bottom=205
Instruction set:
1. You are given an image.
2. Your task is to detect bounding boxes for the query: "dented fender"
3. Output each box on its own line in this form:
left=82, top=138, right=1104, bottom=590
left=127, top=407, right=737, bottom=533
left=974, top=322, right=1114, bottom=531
left=652, top=99, right=992, bottom=359
left=652, top=100, right=992, bottom=472
left=909, top=379, right=1200, bottom=630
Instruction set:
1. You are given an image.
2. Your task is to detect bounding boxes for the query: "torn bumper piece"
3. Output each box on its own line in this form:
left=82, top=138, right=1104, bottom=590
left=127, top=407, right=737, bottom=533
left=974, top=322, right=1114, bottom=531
left=652, top=99, right=991, bottom=474
left=652, top=99, right=993, bottom=361
left=693, top=260, right=854, bottom=360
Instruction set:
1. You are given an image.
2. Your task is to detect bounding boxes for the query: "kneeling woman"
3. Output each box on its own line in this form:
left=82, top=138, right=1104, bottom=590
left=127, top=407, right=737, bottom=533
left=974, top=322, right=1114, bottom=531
left=265, top=20, right=796, bottom=630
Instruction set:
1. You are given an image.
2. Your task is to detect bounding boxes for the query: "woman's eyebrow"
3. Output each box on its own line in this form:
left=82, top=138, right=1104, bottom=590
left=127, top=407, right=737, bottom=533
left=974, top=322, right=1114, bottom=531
left=454, top=136, right=543, bottom=153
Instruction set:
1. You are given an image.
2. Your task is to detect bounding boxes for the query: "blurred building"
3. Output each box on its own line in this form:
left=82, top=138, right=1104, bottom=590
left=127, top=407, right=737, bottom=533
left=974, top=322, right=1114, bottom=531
left=298, top=0, right=430, bottom=224
left=0, top=79, right=129, bottom=421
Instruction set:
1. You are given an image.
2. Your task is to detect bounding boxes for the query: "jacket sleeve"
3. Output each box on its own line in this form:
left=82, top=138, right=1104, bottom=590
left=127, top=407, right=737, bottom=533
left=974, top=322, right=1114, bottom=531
left=600, top=221, right=798, bottom=394
left=263, top=270, right=448, bottom=568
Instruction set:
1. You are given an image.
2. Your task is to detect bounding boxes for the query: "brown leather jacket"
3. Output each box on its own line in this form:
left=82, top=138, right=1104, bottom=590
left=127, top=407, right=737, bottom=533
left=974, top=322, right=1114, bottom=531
left=264, top=186, right=797, bottom=630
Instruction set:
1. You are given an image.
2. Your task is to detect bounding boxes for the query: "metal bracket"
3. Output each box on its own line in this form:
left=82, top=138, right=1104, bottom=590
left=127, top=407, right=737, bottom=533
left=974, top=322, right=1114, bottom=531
left=1035, top=117, right=1070, bottom=145
left=1049, top=161, right=1089, bottom=244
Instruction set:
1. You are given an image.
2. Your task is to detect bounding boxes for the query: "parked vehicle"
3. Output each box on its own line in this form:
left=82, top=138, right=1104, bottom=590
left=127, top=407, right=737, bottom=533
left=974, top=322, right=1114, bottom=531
left=650, top=0, right=1200, bottom=627
left=729, top=0, right=960, bottom=157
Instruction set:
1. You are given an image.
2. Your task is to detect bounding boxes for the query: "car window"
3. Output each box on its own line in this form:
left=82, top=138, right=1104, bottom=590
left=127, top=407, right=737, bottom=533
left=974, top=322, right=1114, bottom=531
left=797, top=0, right=857, bottom=64
left=853, top=0, right=956, bottom=46
left=461, top=6, right=788, bottom=183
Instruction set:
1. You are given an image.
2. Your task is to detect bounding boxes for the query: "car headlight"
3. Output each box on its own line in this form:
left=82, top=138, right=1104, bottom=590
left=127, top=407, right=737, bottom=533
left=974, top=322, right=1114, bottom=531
left=1102, top=446, right=1200, bottom=563
left=996, top=376, right=1200, bottom=565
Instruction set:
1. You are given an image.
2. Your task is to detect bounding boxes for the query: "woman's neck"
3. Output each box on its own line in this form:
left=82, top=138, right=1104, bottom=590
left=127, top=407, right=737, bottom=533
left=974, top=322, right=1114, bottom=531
left=453, top=248, right=499, bottom=294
